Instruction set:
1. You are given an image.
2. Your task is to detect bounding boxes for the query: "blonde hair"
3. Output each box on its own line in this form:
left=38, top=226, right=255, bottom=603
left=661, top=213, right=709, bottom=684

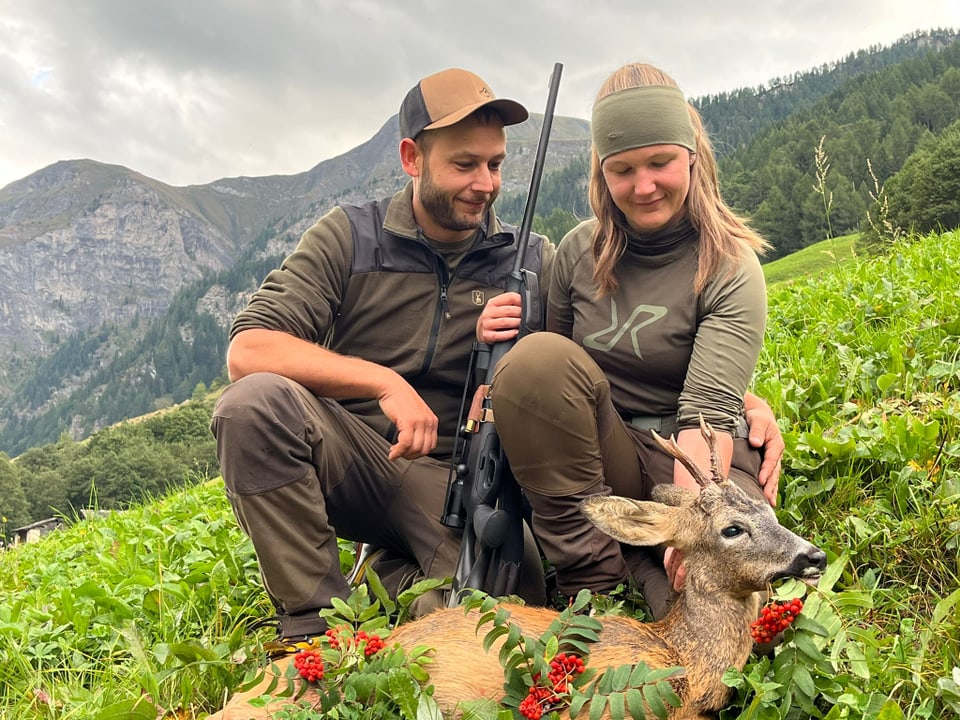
left=589, top=63, right=769, bottom=295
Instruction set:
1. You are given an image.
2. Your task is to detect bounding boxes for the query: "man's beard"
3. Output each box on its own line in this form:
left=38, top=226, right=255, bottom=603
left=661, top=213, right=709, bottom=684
left=419, top=168, right=497, bottom=234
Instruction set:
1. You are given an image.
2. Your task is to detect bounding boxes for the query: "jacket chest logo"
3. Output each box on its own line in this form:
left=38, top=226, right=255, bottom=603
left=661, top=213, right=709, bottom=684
left=472, top=291, right=485, bottom=306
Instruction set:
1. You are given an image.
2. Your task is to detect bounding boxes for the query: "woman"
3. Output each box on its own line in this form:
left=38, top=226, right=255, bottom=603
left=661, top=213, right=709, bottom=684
left=480, top=63, right=774, bottom=618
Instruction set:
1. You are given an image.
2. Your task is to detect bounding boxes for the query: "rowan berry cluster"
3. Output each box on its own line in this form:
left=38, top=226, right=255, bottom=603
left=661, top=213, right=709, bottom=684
left=518, top=653, right=586, bottom=720
left=324, top=626, right=386, bottom=657
left=750, top=597, right=804, bottom=644
left=293, top=648, right=324, bottom=683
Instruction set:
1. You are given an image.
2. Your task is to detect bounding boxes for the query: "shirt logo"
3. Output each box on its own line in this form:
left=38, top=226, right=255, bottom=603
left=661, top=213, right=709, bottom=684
left=472, top=290, right=485, bottom=306
left=583, top=299, right=667, bottom=359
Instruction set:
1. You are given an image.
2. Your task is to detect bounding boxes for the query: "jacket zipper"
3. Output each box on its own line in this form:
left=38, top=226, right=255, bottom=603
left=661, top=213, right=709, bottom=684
left=417, top=232, right=513, bottom=376
left=419, top=254, right=453, bottom=376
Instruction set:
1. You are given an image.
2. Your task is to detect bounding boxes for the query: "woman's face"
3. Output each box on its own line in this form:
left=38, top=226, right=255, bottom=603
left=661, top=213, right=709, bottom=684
left=601, top=144, right=694, bottom=234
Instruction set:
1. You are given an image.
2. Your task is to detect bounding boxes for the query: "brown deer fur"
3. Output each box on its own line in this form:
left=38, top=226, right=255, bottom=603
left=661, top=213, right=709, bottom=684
left=389, top=422, right=826, bottom=719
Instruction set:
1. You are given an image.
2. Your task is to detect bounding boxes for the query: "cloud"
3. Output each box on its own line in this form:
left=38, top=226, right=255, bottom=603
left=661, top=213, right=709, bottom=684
left=0, top=0, right=956, bottom=189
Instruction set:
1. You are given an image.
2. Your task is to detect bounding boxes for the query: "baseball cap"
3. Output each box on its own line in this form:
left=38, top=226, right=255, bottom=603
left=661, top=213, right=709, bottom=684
left=399, top=68, right=529, bottom=140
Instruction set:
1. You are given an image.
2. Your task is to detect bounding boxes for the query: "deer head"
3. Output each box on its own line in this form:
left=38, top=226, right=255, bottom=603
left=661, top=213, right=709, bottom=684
left=581, top=417, right=825, bottom=598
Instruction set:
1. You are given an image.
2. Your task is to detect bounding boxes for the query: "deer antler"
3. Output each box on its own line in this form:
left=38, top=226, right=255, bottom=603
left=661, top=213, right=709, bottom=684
left=650, top=414, right=725, bottom=488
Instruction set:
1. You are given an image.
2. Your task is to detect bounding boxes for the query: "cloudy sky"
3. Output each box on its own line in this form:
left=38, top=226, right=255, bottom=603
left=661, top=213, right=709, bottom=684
left=1, top=0, right=956, bottom=190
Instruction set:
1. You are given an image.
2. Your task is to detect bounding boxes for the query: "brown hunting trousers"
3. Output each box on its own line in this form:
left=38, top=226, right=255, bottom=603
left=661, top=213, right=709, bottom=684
left=490, top=333, right=764, bottom=619
left=211, top=372, right=545, bottom=638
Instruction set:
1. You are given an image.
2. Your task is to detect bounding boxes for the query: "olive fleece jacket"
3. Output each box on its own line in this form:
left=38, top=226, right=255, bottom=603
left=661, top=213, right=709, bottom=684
left=231, top=182, right=555, bottom=457
left=547, top=218, right=766, bottom=434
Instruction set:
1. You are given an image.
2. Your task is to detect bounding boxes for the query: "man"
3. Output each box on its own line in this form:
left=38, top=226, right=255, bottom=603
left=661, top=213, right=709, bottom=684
left=208, top=68, right=554, bottom=717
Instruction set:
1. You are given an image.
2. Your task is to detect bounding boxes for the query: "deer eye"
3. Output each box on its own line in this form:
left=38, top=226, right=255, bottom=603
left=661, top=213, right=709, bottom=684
left=721, top=525, right=744, bottom=538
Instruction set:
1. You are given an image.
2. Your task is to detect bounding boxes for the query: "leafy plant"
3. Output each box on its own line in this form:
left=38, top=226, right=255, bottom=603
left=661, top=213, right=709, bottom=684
left=459, top=589, right=683, bottom=720
left=238, top=583, right=442, bottom=720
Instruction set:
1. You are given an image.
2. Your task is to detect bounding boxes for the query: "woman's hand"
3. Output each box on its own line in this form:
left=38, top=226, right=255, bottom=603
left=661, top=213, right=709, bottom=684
left=744, top=392, right=784, bottom=506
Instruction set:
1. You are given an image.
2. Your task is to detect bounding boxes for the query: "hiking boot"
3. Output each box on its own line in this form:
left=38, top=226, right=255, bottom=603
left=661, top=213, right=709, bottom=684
left=347, top=543, right=446, bottom=616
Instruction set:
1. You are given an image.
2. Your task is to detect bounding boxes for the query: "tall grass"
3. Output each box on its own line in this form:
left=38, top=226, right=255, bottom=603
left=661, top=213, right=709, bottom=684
left=0, top=481, right=267, bottom=719
left=1, top=230, right=958, bottom=719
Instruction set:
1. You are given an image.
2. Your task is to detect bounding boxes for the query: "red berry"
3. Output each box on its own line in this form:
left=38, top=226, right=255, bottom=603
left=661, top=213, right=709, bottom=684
left=293, top=649, right=324, bottom=683
left=751, top=597, right=804, bottom=642
left=519, top=689, right=544, bottom=719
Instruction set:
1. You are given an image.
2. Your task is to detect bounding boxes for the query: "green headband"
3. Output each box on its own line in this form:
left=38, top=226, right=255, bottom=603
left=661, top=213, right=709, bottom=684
left=591, top=85, right=696, bottom=161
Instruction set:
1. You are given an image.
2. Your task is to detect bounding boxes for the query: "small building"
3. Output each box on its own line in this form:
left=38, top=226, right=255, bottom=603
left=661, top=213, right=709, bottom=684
left=11, top=517, right=65, bottom=545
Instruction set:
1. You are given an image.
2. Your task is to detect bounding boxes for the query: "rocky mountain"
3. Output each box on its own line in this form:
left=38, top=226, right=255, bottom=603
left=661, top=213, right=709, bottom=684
left=0, top=113, right=592, bottom=453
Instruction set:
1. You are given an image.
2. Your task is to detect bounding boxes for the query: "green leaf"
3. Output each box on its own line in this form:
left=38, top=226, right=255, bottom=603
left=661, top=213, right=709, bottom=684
left=628, top=661, right=652, bottom=685
left=818, top=553, right=848, bottom=592
left=932, top=587, right=960, bottom=627
left=833, top=591, right=874, bottom=610
left=876, top=372, right=898, bottom=393
left=562, top=626, right=602, bottom=644
left=792, top=614, right=830, bottom=636
left=792, top=664, right=816, bottom=698
left=570, top=589, right=594, bottom=613
left=844, top=641, right=871, bottom=680
left=483, top=623, right=509, bottom=653
left=641, top=682, right=669, bottom=719
left=588, top=693, right=608, bottom=720
left=611, top=663, right=632, bottom=691
left=656, top=680, right=683, bottom=709
left=596, top=668, right=615, bottom=693
left=545, top=633, right=559, bottom=659
left=416, top=693, right=444, bottom=720
left=645, top=666, right=684, bottom=684
left=92, top=698, right=160, bottom=720
left=625, top=688, right=647, bottom=719
left=398, top=577, right=451, bottom=608
left=498, top=625, right=524, bottom=666
left=388, top=670, right=422, bottom=719
left=874, top=697, right=906, bottom=720
left=792, top=630, right=826, bottom=663
left=608, top=691, right=626, bottom=720
left=570, top=693, right=590, bottom=718
left=329, top=596, right=356, bottom=621
left=363, top=566, right=396, bottom=616
left=565, top=638, right=599, bottom=656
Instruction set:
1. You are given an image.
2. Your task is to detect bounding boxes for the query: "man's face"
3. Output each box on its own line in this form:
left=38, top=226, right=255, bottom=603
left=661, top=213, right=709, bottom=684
left=411, top=115, right=507, bottom=243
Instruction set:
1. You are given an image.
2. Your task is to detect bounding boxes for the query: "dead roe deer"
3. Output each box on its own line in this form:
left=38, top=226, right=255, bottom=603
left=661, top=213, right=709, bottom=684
left=389, top=421, right=827, bottom=719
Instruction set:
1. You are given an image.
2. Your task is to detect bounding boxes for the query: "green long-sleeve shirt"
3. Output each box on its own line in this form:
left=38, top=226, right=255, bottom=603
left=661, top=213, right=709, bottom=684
left=548, top=218, right=766, bottom=434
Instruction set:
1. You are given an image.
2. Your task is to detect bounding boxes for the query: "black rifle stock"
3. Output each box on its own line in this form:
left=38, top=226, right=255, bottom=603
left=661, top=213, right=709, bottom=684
left=442, top=63, right=563, bottom=603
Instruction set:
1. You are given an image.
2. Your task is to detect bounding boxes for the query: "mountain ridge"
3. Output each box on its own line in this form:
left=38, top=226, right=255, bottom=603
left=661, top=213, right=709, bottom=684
left=1, top=27, right=957, bottom=454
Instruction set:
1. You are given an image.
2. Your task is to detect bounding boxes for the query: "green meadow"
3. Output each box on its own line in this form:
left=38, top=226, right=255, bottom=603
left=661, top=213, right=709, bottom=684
left=1, top=230, right=958, bottom=719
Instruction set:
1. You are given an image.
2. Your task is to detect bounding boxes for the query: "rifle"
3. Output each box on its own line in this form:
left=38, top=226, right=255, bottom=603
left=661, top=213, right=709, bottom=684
left=441, top=62, right=563, bottom=603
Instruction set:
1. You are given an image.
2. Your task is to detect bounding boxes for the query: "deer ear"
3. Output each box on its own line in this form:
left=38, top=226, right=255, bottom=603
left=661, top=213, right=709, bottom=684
left=580, top=495, right=681, bottom=547
left=651, top=484, right=697, bottom=507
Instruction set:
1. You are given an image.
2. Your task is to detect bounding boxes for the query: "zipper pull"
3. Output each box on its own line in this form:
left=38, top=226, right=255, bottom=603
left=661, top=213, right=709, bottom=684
left=440, top=285, right=451, bottom=319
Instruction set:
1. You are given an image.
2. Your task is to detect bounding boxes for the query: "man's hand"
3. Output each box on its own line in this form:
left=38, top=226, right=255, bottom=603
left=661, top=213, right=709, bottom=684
left=476, top=292, right=522, bottom=343
left=744, top=394, right=785, bottom=506
left=378, top=380, right=439, bottom=461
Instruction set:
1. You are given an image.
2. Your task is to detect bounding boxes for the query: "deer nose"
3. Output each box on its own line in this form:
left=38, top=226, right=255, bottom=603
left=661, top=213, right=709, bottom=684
left=796, top=547, right=828, bottom=580
left=806, top=548, right=827, bottom=572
